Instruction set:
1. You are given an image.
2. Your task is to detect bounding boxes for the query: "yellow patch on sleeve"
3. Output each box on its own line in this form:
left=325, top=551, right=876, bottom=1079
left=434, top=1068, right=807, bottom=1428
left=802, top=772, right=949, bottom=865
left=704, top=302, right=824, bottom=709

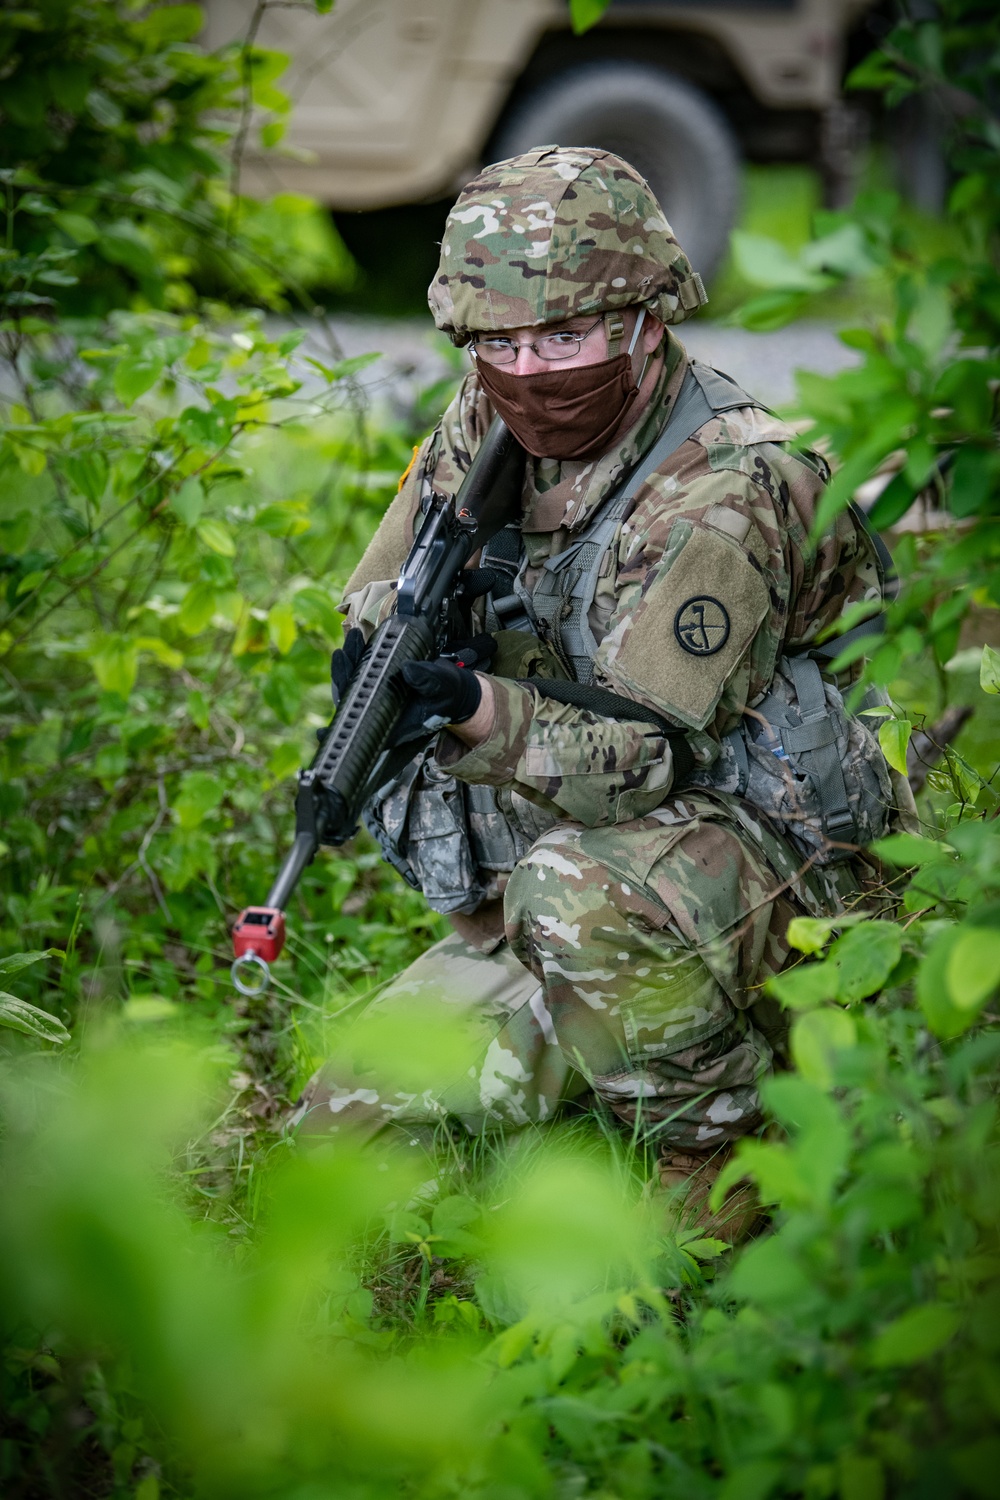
left=397, top=444, right=420, bottom=492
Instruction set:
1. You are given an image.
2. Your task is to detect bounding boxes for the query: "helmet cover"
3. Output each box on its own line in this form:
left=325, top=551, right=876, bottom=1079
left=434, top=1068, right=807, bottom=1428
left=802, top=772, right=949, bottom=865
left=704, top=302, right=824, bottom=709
left=428, top=145, right=707, bottom=345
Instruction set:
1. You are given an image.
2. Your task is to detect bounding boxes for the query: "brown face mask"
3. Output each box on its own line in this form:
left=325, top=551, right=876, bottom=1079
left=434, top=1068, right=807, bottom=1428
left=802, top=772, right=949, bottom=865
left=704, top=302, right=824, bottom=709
left=474, top=350, right=644, bottom=461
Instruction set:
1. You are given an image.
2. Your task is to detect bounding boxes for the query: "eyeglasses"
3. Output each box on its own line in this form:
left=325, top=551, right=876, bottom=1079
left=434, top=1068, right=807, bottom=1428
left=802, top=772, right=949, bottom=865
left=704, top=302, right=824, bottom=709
left=469, top=315, right=605, bottom=366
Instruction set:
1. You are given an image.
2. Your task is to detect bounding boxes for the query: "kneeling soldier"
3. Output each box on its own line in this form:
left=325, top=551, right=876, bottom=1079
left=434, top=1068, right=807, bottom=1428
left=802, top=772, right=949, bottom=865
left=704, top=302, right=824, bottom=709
left=293, top=148, right=907, bottom=1237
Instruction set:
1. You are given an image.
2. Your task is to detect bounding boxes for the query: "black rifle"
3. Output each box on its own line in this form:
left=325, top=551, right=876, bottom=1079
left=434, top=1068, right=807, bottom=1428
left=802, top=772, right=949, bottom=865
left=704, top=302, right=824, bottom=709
left=231, top=416, right=525, bottom=995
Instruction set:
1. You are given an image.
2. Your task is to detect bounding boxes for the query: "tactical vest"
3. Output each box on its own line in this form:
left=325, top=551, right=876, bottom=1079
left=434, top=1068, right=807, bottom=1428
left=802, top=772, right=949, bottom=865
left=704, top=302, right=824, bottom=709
left=365, top=363, right=896, bottom=911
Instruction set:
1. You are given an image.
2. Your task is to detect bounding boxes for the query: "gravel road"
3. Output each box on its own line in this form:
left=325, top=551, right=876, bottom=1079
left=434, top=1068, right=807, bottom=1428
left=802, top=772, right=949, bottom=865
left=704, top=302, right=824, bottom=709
left=297, top=314, right=861, bottom=415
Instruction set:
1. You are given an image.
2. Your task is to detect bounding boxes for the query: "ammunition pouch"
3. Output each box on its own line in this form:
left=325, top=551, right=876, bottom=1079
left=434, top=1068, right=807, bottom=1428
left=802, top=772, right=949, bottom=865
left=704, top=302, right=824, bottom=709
left=363, top=745, right=559, bottom=915
left=688, top=655, right=893, bottom=864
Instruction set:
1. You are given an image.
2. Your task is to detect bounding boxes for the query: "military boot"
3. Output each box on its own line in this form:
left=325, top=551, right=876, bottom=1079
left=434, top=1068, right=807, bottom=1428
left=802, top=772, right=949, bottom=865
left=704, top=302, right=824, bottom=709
left=655, top=1144, right=765, bottom=1245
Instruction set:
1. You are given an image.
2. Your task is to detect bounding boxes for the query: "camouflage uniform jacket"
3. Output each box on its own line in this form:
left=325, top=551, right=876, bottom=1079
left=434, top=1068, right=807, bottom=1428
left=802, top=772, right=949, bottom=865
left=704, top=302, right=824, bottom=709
left=342, top=330, right=884, bottom=832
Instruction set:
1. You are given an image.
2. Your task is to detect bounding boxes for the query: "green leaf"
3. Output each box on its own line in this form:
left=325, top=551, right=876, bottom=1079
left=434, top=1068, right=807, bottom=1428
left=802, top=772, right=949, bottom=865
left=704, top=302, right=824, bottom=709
left=917, top=929, right=975, bottom=1039
left=304, top=351, right=380, bottom=382
left=867, top=470, right=916, bottom=529
left=187, top=689, right=210, bottom=729
left=98, top=221, right=160, bottom=281
left=800, top=222, right=878, bottom=279
left=909, top=281, right=952, bottom=359
left=121, top=997, right=180, bottom=1023
left=114, top=353, right=163, bottom=407
left=949, top=445, right=996, bottom=520
left=878, top=717, right=912, bottom=775
left=719, top=1460, right=782, bottom=1500
left=0, top=949, right=62, bottom=979
left=869, top=1303, right=959, bottom=1367
left=981, top=644, right=1000, bottom=695
left=830, top=922, right=902, bottom=1002
left=11, top=439, right=47, bottom=476
left=731, top=231, right=830, bottom=293
left=267, top=601, right=298, bottom=655
left=173, top=771, right=224, bottom=830
left=385, top=1209, right=429, bottom=1245
left=62, top=451, right=108, bottom=505
left=172, top=478, right=204, bottom=527
left=870, top=833, right=952, bottom=868
left=131, top=2, right=202, bottom=45
left=431, top=1195, right=481, bottom=1257
left=267, top=741, right=302, bottom=781
left=253, top=501, right=310, bottom=537
left=946, top=927, right=1000, bottom=1011
left=292, top=585, right=342, bottom=639
left=952, top=1440, right=1000, bottom=1500
left=787, top=915, right=844, bottom=955
left=178, top=582, right=218, bottom=636
left=136, top=636, right=183, bottom=671
left=0, top=993, right=70, bottom=1045
left=90, top=634, right=138, bottom=698
left=791, top=1008, right=857, bottom=1089
left=52, top=210, right=98, bottom=245
left=728, top=1235, right=812, bottom=1306
left=262, top=663, right=302, bottom=725
left=196, top=517, right=236, bottom=557
left=766, top=960, right=838, bottom=1011
left=730, top=290, right=809, bottom=332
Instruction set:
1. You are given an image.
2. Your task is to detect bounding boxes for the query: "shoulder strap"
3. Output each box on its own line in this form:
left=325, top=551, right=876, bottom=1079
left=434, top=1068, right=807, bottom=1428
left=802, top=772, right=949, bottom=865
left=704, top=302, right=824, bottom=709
left=530, top=362, right=764, bottom=682
left=610, top=360, right=762, bottom=514
left=800, top=501, right=897, bottom=664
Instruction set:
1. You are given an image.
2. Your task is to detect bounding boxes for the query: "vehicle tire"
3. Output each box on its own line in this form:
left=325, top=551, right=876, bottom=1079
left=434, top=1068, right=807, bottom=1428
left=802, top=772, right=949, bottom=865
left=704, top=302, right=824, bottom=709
left=490, top=61, right=741, bottom=283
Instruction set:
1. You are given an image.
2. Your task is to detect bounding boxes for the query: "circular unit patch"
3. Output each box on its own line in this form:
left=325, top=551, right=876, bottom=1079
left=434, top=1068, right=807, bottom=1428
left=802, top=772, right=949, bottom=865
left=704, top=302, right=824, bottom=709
left=673, top=596, right=731, bottom=656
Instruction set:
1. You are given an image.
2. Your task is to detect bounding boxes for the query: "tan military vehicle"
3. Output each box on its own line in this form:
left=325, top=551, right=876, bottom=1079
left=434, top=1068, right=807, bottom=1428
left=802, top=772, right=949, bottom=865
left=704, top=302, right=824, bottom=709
left=204, top=0, right=876, bottom=279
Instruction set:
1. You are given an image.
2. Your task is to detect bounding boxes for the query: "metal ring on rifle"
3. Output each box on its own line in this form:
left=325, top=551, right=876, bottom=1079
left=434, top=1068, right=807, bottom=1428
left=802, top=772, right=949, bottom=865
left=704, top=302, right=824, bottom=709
left=230, top=951, right=271, bottom=998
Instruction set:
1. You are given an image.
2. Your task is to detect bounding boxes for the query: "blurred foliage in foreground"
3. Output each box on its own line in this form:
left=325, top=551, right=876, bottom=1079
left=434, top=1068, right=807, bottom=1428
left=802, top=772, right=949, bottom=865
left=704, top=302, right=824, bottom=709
left=1, top=1, right=999, bottom=1497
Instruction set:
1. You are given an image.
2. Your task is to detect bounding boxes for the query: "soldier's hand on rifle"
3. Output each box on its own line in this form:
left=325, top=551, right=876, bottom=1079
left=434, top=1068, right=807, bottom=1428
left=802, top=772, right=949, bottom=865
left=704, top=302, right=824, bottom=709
left=329, top=629, right=497, bottom=745
left=330, top=626, right=367, bottom=707
left=391, top=635, right=497, bottom=744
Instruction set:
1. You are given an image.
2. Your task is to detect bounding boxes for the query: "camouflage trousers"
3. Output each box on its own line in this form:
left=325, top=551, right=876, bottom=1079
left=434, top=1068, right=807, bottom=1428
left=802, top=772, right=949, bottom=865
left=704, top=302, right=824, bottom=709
left=293, top=792, right=858, bottom=1151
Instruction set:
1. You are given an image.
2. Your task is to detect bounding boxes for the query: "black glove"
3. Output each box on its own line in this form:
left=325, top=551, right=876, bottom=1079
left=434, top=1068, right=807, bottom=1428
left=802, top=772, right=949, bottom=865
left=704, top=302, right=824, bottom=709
left=438, top=633, right=497, bottom=673
left=330, top=626, right=366, bottom=707
left=329, top=627, right=492, bottom=746
left=392, top=658, right=484, bottom=745
left=454, top=568, right=505, bottom=604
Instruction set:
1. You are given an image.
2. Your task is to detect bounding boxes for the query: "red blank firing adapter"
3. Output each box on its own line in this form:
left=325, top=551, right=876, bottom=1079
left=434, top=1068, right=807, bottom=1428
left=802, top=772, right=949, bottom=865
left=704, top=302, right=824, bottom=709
left=232, top=907, right=286, bottom=963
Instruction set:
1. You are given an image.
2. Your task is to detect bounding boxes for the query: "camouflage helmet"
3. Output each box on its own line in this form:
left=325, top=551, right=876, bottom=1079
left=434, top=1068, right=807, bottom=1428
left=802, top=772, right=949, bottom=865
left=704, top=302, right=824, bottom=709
left=428, top=145, right=707, bottom=346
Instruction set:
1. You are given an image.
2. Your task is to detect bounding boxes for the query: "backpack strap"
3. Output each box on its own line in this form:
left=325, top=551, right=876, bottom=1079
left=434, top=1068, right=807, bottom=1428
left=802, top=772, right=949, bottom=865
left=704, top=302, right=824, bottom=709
left=781, top=655, right=856, bottom=840
left=482, top=522, right=532, bottom=633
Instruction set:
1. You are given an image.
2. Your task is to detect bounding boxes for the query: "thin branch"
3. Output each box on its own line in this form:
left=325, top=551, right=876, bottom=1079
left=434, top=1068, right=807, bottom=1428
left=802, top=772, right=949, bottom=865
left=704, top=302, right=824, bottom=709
left=228, top=0, right=269, bottom=226
left=1, top=431, right=244, bottom=658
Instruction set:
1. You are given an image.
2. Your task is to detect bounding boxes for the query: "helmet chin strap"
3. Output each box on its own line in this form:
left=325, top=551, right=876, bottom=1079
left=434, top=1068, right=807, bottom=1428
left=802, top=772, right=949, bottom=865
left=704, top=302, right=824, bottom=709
left=627, top=307, right=651, bottom=388
left=627, top=307, right=647, bottom=355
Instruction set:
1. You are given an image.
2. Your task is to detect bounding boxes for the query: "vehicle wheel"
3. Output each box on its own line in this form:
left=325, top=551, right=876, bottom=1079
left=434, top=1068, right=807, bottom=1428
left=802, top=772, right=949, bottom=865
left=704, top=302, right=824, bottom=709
left=490, top=61, right=741, bottom=283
